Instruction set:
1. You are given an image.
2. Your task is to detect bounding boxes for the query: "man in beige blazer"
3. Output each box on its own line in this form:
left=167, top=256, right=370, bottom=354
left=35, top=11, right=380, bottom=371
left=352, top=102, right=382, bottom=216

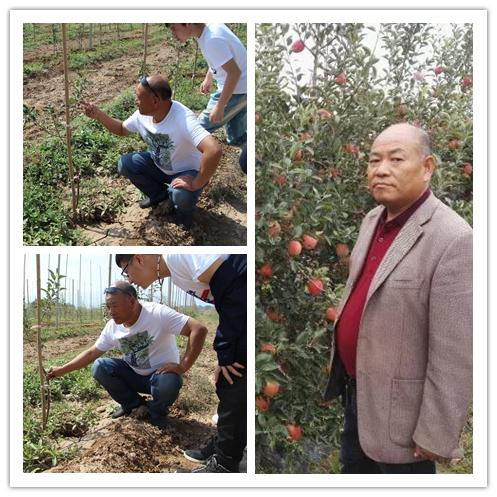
left=324, top=123, right=472, bottom=473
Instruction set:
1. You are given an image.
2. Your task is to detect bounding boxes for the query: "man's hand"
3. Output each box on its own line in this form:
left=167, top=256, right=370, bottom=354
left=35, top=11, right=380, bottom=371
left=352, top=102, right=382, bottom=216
left=81, top=101, right=100, bottom=119
left=214, top=362, right=244, bottom=385
left=200, top=78, right=212, bottom=95
left=209, top=103, right=225, bottom=124
left=171, top=175, right=199, bottom=192
left=414, top=444, right=452, bottom=465
left=156, top=362, right=186, bottom=375
left=47, top=366, right=65, bottom=379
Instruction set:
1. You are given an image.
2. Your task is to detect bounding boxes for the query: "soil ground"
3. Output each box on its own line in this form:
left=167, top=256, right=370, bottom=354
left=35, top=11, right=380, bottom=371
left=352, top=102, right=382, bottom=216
left=23, top=28, right=247, bottom=246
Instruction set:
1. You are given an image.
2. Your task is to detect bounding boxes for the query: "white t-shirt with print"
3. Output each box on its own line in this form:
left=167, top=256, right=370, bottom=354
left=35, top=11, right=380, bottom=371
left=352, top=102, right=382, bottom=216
left=95, top=301, right=189, bottom=376
left=197, top=23, right=247, bottom=95
left=123, top=100, right=210, bottom=175
left=164, top=254, right=229, bottom=304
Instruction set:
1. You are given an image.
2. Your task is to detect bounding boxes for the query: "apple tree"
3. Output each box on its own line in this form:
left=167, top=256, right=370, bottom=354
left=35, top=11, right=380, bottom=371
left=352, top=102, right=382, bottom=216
left=255, top=22, right=473, bottom=473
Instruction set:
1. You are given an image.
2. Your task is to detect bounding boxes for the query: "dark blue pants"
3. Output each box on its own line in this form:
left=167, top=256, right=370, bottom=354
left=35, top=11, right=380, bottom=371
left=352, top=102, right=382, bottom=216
left=91, top=357, right=182, bottom=423
left=209, top=255, right=247, bottom=471
left=340, top=380, right=436, bottom=474
left=118, top=151, right=202, bottom=225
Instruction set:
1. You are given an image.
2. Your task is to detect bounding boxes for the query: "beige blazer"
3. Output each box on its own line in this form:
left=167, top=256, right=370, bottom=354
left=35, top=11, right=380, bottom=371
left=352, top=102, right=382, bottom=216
left=325, top=193, right=473, bottom=464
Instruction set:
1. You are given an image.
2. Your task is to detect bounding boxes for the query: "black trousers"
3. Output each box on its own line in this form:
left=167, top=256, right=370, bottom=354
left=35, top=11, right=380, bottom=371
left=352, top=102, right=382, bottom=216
left=215, top=373, right=247, bottom=471
left=340, top=379, right=436, bottom=474
left=209, top=255, right=247, bottom=471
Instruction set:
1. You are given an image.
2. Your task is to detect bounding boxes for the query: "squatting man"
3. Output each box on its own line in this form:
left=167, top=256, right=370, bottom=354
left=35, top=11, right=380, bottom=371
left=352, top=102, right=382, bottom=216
left=47, top=281, right=208, bottom=430
left=81, top=75, right=222, bottom=230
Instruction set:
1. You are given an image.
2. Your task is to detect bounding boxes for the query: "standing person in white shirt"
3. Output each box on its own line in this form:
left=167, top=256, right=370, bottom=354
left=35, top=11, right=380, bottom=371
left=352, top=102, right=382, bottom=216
left=168, top=23, right=247, bottom=146
left=47, top=281, right=208, bottom=430
left=116, top=254, right=247, bottom=473
left=81, top=75, right=222, bottom=229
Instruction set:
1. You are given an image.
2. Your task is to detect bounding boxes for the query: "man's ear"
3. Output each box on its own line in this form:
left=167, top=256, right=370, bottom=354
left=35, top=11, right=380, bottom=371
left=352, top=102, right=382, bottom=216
left=134, top=254, right=145, bottom=267
left=423, top=155, right=436, bottom=181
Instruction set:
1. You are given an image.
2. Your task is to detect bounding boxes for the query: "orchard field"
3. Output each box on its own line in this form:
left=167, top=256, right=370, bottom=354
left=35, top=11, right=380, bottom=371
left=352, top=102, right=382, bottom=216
left=23, top=23, right=247, bottom=246
left=255, top=23, right=473, bottom=473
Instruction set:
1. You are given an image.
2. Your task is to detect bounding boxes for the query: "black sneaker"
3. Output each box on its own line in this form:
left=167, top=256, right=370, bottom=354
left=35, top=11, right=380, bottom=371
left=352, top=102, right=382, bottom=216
left=183, top=436, right=216, bottom=464
left=150, top=416, right=168, bottom=431
left=139, top=197, right=159, bottom=209
left=191, top=456, right=231, bottom=473
left=110, top=397, right=145, bottom=419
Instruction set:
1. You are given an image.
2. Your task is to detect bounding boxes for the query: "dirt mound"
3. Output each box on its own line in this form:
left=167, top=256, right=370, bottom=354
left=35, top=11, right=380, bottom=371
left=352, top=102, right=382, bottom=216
left=48, top=404, right=216, bottom=473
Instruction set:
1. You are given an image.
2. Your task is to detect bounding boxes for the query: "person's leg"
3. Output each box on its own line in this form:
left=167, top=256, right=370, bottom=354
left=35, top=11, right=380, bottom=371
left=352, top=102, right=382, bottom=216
left=117, top=151, right=169, bottom=205
left=224, top=94, right=247, bottom=146
left=147, top=372, right=183, bottom=427
left=239, top=143, right=247, bottom=174
left=166, top=170, right=203, bottom=229
left=377, top=460, right=436, bottom=474
left=198, top=92, right=223, bottom=133
left=91, top=357, right=148, bottom=414
left=339, top=382, right=381, bottom=474
left=214, top=373, right=247, bottom=472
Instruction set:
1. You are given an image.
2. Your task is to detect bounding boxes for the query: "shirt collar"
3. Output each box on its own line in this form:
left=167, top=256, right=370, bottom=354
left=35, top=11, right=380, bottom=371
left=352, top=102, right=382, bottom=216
left=379, top=188, right=432, bottom=230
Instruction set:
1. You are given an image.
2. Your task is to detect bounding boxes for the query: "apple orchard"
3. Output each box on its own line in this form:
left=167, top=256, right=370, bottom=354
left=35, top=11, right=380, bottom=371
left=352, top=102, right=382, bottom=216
left=255, top=23, right=473, bottom=473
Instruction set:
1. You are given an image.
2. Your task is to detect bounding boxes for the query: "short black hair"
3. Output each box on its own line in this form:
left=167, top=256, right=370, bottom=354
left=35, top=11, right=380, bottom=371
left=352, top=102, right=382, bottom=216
left=115, top=254, right=135, bottom=268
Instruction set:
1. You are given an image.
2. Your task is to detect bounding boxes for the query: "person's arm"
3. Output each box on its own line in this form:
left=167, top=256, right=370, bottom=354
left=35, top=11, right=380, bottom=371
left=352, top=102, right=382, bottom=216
left=155, top=317, right=208, bottom=375
left=47, top=345, right=105, bottom=378
left=171, top=135, right=222, bottom=191
left=200, top=69, right=214, bottom=94
left=412, top=229, right=473, bottom=460
left=81, top=101, right=130, bottom=137
left=209, top=58, right=241, bottom=124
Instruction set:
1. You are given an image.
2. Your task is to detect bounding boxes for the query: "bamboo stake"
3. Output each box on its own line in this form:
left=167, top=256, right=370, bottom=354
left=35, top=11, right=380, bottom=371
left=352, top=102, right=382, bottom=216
left=36, top=255, right=48, bottom=429
left=23, top=255, right=26, bottom=310
left=56, top=254, right=61, bottom=329
left=143, top=23, right=149, bottom=72
left=62, top=24, right=78, bottom=223
left=108, top=254, right=112, bottom=287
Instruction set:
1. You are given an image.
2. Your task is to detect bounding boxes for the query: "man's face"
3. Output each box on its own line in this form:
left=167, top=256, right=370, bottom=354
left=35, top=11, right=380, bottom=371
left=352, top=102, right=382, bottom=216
left=120, top=256, right=156, bottom=289
left=169, top=24, right=192, bottom=43
left=367, top=127, right=433, bottom=212
left=135, top=84, right=157, bottom=116
left=105, top=293, right=134, bottom=325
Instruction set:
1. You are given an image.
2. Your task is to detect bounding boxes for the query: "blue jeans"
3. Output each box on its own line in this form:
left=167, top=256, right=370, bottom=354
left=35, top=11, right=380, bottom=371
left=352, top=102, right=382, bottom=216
left=340, top=379, right=436, bottom=474
left=198, top=92, right=247, bottom=146
left=118, top=152, right=202, bottom=222
left=91, top=357, right=182, bottom=423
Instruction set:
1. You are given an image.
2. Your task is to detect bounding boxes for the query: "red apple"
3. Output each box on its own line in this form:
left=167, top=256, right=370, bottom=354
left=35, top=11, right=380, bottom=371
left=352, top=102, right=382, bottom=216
left=462, top=75, right=473, bottom=89
left=343, top=143, right=359, bottom=155
left=290, top=39, right=305, bottom=53
left=287, top=240, right=302, bottom=257
left=307, top=278, right=324, bottom=296
left=335, top=243, right=350, bottom=258
left=463, top=163, right=473, bottom=176
left=335, top=71, right=347, bottom=85
left=274, top=175, right=287, bottom=187
left=325, top=306, right=338, bottom=322
left=268, top=221, right=281, bottom=238
left=293, top=149, right=303, bottom=161
left=434, top=65, right=444, bottom=75
left=266, top=309, right=283, bottom=322
left=302, top=234, right=318, bottom=250
left=260, top=343, right=277, bottom=354
left=448, top=139, right=460, bottom=150
left=413, top=70, right=424, bottom=82
left=263, top=381, right=280, bottom=398
left=287, top=423, right=303, bottom=441
left=258, top=264, right=273, bottom=279
left=256, top=396, right=270, bottom=412
left=317, top=108, right=332, bottom=120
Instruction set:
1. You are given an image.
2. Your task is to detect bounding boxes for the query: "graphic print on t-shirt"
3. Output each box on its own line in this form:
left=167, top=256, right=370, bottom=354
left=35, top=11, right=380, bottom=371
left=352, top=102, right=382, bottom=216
left=119, top=331, right=154, bottom=369
left=144, top=130, right=175, bottom=169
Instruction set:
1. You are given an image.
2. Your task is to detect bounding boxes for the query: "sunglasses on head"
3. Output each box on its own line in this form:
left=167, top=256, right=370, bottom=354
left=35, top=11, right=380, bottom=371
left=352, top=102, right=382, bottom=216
left=139, top=75, right=160, bottom=99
